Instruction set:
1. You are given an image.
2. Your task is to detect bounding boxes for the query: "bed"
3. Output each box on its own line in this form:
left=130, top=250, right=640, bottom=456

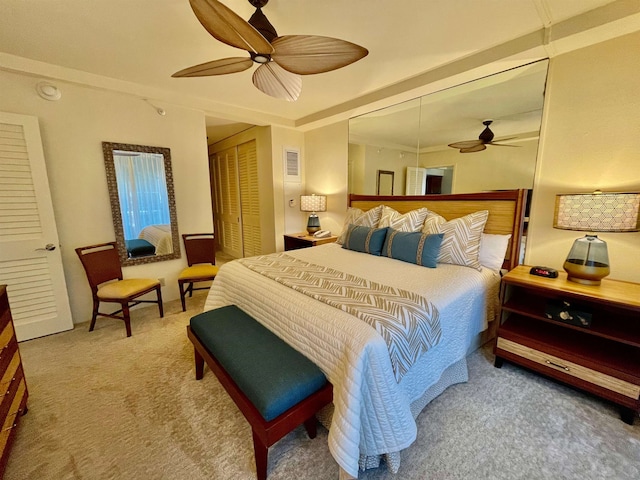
left=138, top=224, right=173, bottom=255
left=203, top=190, right=527, bottom=479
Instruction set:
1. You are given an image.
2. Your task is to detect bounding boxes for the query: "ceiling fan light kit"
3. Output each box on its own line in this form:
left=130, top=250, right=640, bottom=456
left=173, top=0, right=368, bottom=101
left=448, top=119, right=520, bottom=153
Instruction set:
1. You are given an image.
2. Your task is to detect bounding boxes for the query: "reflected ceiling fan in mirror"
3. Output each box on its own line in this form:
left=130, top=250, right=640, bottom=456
left=448, top=120, right=520, bottom=153
left=173, top=0, right=368, bottom=101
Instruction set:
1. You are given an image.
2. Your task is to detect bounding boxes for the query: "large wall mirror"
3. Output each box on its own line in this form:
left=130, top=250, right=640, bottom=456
left=348, top=59, right=548, bottom=197
left=103, top=142, right=180, bottom=266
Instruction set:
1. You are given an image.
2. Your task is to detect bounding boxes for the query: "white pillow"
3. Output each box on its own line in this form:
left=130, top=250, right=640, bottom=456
left=337, top=205, right=383, bottom=244
left=378, top=206, right=429, bottom=232
left=422, top=210, right=489, bottom=270
left=479, top=233, right=512, bottom=272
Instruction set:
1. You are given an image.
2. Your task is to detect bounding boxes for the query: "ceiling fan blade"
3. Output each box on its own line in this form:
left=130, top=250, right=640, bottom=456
left=172, top=57, right=253, bottom=77
left=271, top=35, right=368, bottom=75
left=448, top=140, right=483, bottom=149
left=189, top=0, right=274, bottom=54
left=488, top=136, right=521, bottom=147
left=252, top=62, right=302, bottom=101
left=460, top=144, right=487, bottom=153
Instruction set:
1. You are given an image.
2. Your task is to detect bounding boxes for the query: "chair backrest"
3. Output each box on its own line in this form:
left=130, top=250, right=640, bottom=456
left=182, top=233, right=215, bottom=267
left=75, top=242, right=124, bottom=292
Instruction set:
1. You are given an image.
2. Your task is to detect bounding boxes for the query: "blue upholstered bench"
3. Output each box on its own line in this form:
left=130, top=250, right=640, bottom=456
left=187, top=305, right=332, bottom=480
left=125, top=239, right=155, bottom=258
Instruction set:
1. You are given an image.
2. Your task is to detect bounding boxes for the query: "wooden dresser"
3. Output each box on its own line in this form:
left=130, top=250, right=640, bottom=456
left=0, top=285, right=28, bottom=476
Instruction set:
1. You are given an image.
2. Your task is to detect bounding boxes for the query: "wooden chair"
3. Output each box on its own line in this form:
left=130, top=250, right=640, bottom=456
left=75, top=242, right=163, bottom=337
left=178, top=233, right=219, bottom=311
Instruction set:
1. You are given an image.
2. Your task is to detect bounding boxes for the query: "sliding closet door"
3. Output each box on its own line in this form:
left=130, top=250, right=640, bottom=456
left=237, top=140, right=262, bottom=257
left=212, top=147, right=243, bottom=258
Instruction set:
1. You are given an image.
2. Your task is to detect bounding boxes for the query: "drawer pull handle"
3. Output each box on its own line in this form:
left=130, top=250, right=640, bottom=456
left=545, top=360, right=570, bottom=372
left=2, top=423, right=16, bottom=432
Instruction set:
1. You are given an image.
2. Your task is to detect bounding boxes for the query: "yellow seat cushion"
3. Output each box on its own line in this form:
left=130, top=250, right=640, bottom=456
left=98, top=278, right=160, bottom=300
left=178, top=265, right=219, bottom=281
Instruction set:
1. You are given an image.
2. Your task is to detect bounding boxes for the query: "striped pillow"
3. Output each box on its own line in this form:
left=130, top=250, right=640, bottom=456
left=337, top=205, right=383, bottom=244
left=422, top=210, right=489, bottom=270
left=378, top=206, right=429, bottom=232
left=341, top=225, right=388, bottom=256
left=382, top=229, right=444, bottom=268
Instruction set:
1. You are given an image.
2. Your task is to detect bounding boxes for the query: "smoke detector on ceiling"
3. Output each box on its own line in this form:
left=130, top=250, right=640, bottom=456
left=36, top=82, right=62, bottom=101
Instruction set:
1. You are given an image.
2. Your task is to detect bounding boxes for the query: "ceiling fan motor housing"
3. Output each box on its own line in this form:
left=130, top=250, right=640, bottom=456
left=479, top=120, right=494, bottom=143
left=248, top=5, right=277, bottom=43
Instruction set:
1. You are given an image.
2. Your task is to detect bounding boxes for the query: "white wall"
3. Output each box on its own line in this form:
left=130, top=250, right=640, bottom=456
left=526, top=31, right=640, bottom=282
left=305, top=121, right=349, bottom=236
left=270, top=126, right=306, bottom=250
left=305, top=32, right=640, bottom=283
left=0, top=70, right=212, bottom=324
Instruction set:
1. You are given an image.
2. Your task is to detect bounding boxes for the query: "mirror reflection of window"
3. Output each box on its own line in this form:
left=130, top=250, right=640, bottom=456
left=113, top=151, right=170, bottom=243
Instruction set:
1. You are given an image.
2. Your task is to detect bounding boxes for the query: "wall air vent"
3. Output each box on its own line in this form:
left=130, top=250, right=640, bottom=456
left=283, top=147, right=301, bottom=183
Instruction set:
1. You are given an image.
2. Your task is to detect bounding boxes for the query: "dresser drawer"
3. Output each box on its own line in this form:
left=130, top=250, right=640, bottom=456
left=0, top=320, right=15, bottom=350
left=0, top=379, right=26, bottom=453
left=0, top=354, right=23, bottom=421
left=497, top=337, right=640, bottom=400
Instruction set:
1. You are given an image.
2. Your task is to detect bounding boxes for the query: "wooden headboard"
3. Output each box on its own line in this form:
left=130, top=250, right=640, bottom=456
left=349, top=189, right=528, bottom=271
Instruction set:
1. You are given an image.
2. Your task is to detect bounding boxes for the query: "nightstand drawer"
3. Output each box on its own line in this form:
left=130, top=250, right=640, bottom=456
left=497, top=337, right=640, bottom=399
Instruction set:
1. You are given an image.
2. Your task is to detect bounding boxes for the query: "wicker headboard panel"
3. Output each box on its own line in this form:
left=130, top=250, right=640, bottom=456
left=348, top=189, right=528, bottom=271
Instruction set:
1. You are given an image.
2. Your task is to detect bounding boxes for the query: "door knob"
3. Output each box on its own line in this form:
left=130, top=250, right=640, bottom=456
left=36, top=244, right=56, bottom=251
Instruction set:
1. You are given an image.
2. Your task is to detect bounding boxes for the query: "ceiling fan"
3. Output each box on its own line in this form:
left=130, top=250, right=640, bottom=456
left=448, top=120, right=520, bottom=153
left=173, top=0, right=369, bottom=101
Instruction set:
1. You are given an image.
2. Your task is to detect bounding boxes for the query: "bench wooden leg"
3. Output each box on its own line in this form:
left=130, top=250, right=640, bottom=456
left=194, top=347, right=204, bottom=380
left=252, top=429, right=268, bottom=480
left=303, top=416, right=317, bottom=439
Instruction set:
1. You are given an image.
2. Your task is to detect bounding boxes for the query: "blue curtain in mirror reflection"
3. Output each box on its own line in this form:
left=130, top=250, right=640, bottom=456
left=114, top=151, right=170, bottom=240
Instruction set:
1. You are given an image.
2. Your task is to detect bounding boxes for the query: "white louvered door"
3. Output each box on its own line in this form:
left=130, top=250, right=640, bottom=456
left=213, top=147, right=243, bottom=258
left=405, top=166, right=427, bottom=195
left=237, top=140, right=261, bottom=257
left=0, top=112, right=73, bottom=341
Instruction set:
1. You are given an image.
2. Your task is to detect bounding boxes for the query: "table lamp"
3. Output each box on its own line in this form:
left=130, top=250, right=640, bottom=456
left=300, top=194, right=327, bottom=234
left=553, top=191, right=640, bottom=285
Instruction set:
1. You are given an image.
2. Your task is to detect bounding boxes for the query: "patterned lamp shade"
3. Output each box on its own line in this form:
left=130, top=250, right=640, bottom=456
left=553, top=192, right=640, bottom=232
left=300, top=194, right=327, bottom=234
left=300, top=194, right=327, bottom=213
left=553, top=192, right=640, bottom=285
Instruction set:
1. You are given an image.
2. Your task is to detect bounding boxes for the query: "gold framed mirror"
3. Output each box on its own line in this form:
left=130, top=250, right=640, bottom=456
left=102, top=142, right=180, bottom=266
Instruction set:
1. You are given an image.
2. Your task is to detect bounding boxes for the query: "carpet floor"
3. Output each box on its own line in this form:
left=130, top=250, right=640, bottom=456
left=4, top=293, right=639, bottom=480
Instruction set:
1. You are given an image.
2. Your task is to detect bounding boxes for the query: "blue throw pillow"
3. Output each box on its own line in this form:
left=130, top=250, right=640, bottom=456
left=382, top=229, right=444, bottom=268
left=341, top=224, right=387, bottom=256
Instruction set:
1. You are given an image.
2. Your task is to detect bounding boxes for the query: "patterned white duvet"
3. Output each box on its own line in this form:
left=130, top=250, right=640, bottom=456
left=204, top=243, right=500, bottom=478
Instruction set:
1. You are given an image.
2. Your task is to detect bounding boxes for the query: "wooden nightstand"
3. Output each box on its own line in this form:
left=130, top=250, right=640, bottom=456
left=283, top=233, right=338, bottom=251
left=494, top=265, right=640, bottom=424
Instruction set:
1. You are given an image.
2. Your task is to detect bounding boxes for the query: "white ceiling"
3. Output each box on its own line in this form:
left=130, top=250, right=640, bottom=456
left=1, top=0, right=638, bottom=143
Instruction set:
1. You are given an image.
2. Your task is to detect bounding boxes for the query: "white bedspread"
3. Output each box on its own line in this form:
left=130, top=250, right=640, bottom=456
left=138, top=224, right=173, bottom=255
left=204, top=243, right=499, bottom=478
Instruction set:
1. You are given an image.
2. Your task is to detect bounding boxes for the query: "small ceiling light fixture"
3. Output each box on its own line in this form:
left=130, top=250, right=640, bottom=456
left=143, top=98, right=166, bottom=116
left=36, top=82, right=62, bottom=101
